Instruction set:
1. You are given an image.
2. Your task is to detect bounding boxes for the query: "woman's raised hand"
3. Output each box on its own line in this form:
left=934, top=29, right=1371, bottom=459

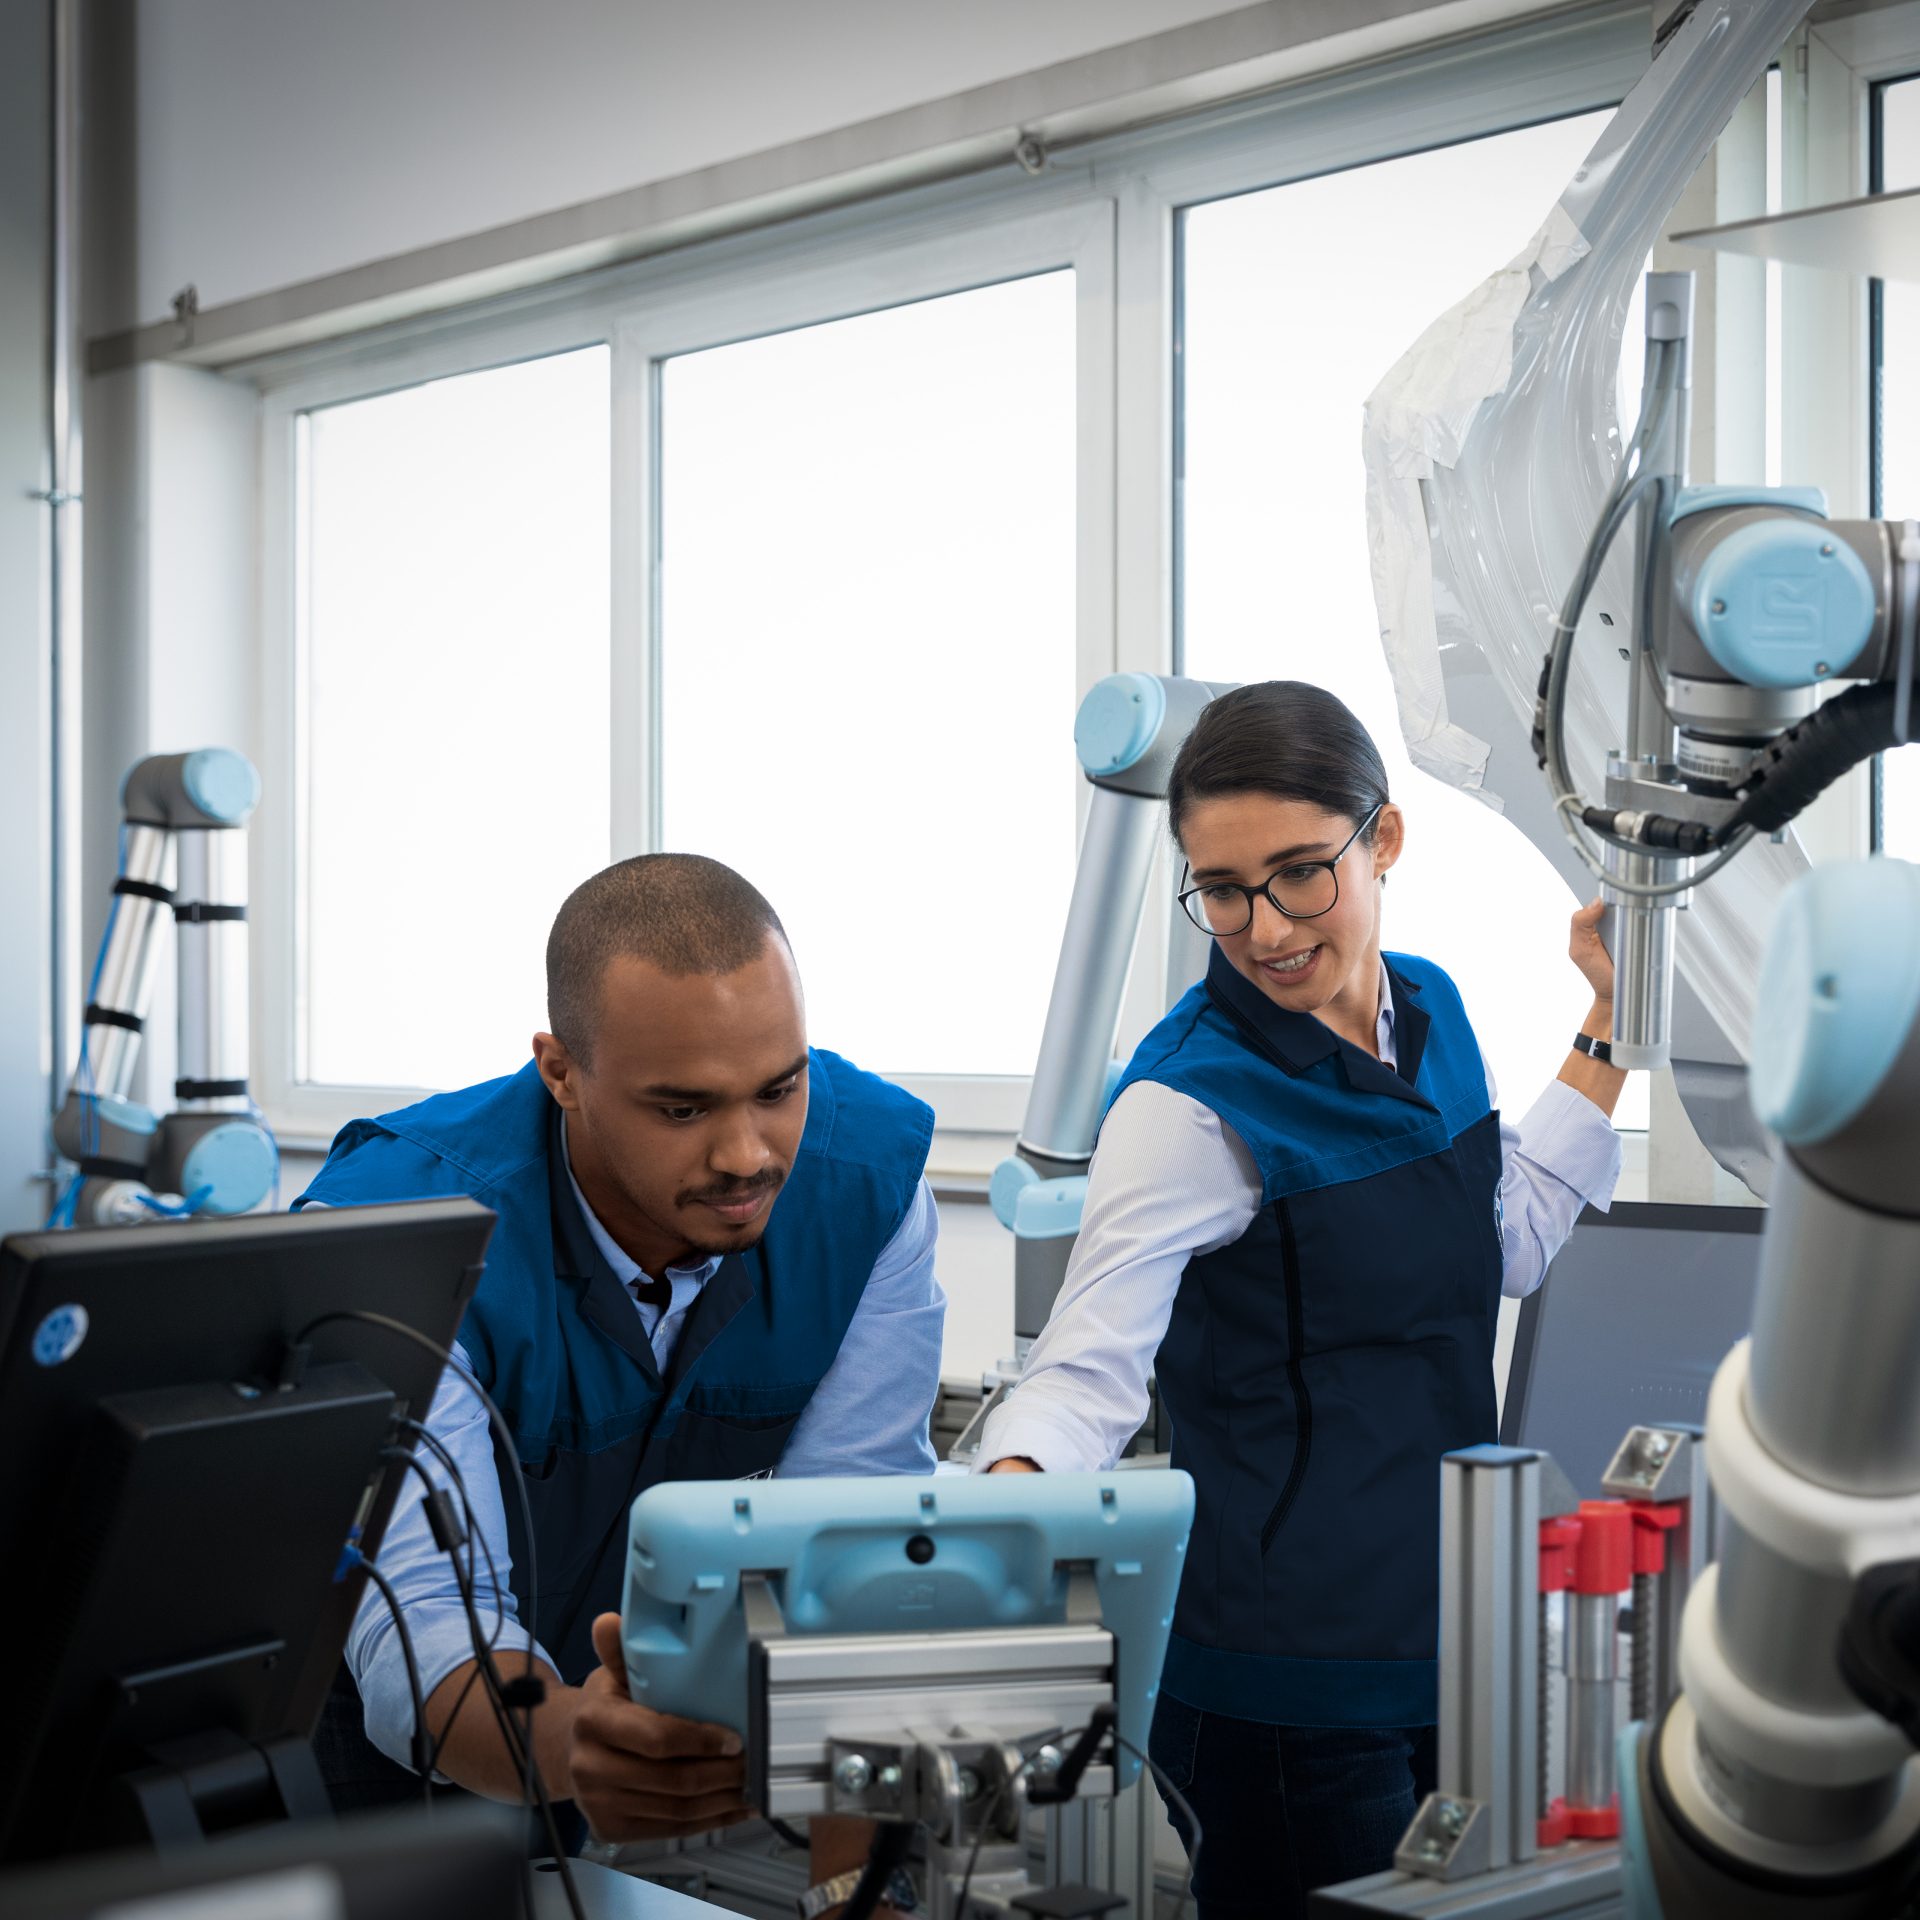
left=1568, top=898, right=1614, bottom=1011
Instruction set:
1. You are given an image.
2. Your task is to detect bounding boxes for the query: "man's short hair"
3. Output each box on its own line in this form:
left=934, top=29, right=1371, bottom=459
left=546, top=854, right=788, bottom=1065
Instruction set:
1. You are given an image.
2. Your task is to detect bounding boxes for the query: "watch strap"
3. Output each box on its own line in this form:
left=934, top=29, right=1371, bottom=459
left=1572, top=1030, right=1613, bottom=1064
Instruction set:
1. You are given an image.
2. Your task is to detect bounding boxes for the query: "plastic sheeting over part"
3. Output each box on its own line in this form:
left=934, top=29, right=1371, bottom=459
left=1363, top=0, right=1813, bottom=1059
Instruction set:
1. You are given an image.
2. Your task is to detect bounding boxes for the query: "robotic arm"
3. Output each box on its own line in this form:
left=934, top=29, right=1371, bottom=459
left=1549, top=284, right=1920, bottom=1914
left=50, top=750, right=277, bottom=1226
left=984, top=672, right=1230, bottom=1368
left=1534, top=270, right=1920, bottom=1075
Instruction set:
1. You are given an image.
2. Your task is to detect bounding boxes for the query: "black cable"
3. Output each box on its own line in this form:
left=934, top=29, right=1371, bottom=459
left=954, top=1731, right=1078, bottom=1920
left=948, top=1721, right=1203, bottom=1920
left=841, top=1819, right=915, bottom=1920
left=299, top=1310, right=584, bottom=1920
left=1720, top=681, right=1904, bottom=841
left=1111, top=1728, right=1200, bottom=1920
left=355, top=1554, right=433, bottom=1804
left=295, top=1310, right=544, bottom=1685
left=768, top=1816, right=813, bottom=1852
left=444, top=1512, right=586, bottom=1920
left=399, top=1416, right=505, bottom=1769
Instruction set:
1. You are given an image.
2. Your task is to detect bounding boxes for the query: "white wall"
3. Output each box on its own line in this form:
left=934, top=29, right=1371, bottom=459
left=129, top=0, right=1250, bottom=326
left=1, top=3, right=55, bottom=1234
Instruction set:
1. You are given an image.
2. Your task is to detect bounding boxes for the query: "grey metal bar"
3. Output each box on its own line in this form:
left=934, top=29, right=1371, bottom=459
left=1401, top=1448, right=1541, bottom=1880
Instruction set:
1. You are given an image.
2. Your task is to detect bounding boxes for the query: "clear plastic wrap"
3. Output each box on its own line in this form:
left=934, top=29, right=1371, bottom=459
left=1363, top=0, right=1813, bottom=1058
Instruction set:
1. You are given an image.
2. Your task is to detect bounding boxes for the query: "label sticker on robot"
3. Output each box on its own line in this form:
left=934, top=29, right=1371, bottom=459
left=31, top=1303, right=89, bottom=1367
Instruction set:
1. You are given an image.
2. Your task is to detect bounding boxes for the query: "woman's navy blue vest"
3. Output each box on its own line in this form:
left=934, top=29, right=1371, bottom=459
left=295, top=1050, right=932, bottom=1682
left=1113, top=946, right=1501, bottom=1730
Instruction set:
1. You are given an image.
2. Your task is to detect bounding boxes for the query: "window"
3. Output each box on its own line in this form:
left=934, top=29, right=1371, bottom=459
left=1177, top=111, right=1651, bottom=1126
left=250, top=9, right=1647, bottom=1152
left=656, top=274, right=1078, bottom=1079
left=1875, top=74, right=1920, bottom=855
left=297, top=347, right=611, bottom=1090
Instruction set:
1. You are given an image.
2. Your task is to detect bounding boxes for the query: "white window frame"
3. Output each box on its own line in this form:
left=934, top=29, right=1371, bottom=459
left=244, top=1, right=1649, bottom=1165
left=253, top=201, right=1114, bottom=1155
left=615, top=199, right=1116, bottom=1144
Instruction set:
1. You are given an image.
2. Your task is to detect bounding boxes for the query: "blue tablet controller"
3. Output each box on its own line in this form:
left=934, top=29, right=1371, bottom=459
left=621, top=1471, right=1194, bottom=1796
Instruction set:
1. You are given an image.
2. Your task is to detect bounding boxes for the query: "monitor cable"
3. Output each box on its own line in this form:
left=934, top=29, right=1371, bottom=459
left=302, top=1311, right=586, bottom=1920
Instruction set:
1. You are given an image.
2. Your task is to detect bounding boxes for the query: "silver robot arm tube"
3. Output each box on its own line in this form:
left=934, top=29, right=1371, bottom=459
left=1628, top=862, right=1920, bottom=1912
left=985, top=674, right=1233, bottom=1366
left=51, top=749, right=273, bottom=1225
left=1017, top=786, right=1162, bottom=1172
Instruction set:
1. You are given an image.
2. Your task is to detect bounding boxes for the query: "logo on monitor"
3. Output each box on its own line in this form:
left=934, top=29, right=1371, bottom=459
left=32, top=1303, right=89, bottom=1366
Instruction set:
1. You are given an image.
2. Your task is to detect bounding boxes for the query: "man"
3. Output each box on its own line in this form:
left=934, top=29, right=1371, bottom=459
left=299, top=854, right=942, bottom=1903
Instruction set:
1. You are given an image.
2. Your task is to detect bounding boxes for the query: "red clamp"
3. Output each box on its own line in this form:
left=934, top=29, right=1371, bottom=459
left=1570, top=1500, right=1632, bottom=1596
left=1538, top=1501, right=1637, bottom=1595
left=1539, top=1795, right=1622, bottom=1844
left=1538, top=1515, right=1581, bottom=1593
left=1628, top=1501, right=1684, bottom=1576
left=1565, top=1796, right=1621, bottom=1840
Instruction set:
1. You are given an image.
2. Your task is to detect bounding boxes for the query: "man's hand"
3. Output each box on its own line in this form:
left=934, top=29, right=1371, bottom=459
left=569, top=1612, right=755, bottom=1841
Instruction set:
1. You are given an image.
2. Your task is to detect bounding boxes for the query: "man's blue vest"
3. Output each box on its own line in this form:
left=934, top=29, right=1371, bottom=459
left=295, top=1050, right=932, bottom=1684
left=1114, top=945, right=1502, bottom=1730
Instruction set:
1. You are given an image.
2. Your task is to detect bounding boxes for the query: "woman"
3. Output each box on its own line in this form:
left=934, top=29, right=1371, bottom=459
left=982, top=681, right=1624, bottom=1918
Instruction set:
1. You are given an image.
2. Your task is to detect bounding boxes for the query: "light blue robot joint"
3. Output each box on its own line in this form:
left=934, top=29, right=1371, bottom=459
left=1074, top=673, right=1167, bottom=779
left=1671, top=483, right=1829, bottom=524
left=1691, top=517, right=1876, bottom=690
left=182, top=748, right=262, bottom=827
left=180, top=1119, right=279, bottom=1216
left=1750, top=860, right=1920, bottom=1145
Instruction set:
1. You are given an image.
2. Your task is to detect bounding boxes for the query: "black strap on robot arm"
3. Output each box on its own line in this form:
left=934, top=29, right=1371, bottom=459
left=1840, top=1559, right=1920, bottom=1749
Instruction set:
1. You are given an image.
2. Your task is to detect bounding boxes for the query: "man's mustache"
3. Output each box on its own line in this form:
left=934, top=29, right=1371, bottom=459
left=678, top=1169, right=785, bottom=1207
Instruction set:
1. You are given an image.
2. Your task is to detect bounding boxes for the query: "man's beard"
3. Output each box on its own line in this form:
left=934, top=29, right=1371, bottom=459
left=665, top=1167, right=787, bottom=1254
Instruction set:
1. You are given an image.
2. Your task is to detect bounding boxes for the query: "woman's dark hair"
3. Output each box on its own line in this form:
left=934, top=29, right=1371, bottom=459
left=1167, top=680, right=1390, bottom=849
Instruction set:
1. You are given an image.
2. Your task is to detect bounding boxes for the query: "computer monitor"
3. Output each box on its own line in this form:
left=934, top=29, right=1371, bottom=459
left=0, top=1200, right=494, bottom=1865
left=1499, top=1200, right=1766, bottom=1496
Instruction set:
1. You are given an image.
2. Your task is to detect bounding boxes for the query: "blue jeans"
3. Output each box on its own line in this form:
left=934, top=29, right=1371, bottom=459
left=1148, top=1693, right=1437, bottom=1920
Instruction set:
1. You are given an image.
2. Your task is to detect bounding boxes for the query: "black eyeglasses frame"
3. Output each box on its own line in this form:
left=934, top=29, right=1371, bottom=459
left=1176, top=803, right=1384, bottom=939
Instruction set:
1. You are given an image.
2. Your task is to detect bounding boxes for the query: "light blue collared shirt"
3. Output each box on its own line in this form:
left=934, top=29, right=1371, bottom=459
left=346, top=1141, right=945, bottom=1771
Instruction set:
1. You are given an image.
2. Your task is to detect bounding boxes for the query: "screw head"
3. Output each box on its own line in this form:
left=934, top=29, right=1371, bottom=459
left=958, top=1767, right=983, bottom=1801
left=1032, top=1745, right=1064, bottom=1779
left=1711, top=598, right=1728, bottom=615
left=1646, top=1431, right=1672, bottom=1459
left=877, top=1765, right=903, bottom=1796
left=1821, top=542, right=1836, bottom=556
left=1435, top=1800, right=1466, bottom=1839
left=834, top=1754, right=874, bottom=1795
left=1815, top=661, right=1831, bottom=677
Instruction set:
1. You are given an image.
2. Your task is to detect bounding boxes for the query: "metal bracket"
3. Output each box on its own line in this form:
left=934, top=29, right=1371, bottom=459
left=1395, top=1793, right=1494, bottom=1881
left=827, top=1728, right=1038, bottom=1844
left=1601, top=1425, right=1696, bottom=1504
left=1603, top=761, right=1744, bottom=829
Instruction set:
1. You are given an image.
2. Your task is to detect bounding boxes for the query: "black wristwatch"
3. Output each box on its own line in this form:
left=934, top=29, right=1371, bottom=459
left=1571, top=1031, right=1613, bottom=1065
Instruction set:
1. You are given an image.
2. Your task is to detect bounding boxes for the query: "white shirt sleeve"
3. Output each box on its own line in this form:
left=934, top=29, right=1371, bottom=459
left=1486, top=1058, right=1625, bottom=1299
left=974, top=1082, right=1261, bottom=1473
